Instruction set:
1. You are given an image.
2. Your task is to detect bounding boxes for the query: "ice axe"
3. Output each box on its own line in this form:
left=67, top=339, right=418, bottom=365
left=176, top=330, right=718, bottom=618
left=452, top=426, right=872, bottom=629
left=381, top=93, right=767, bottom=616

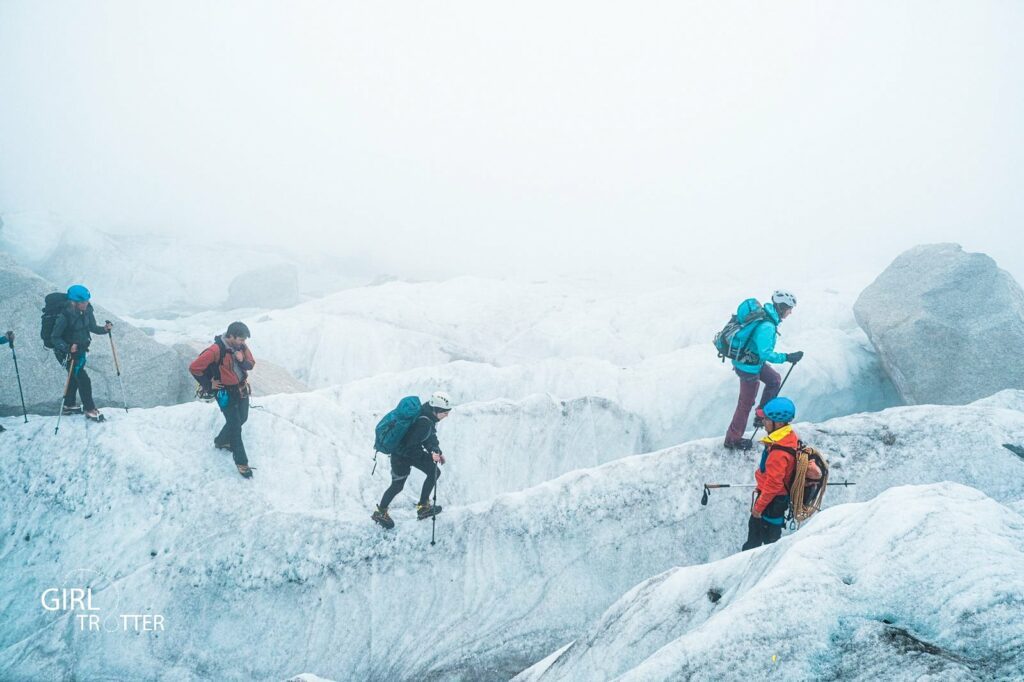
left=701, top=483, right=758, bottom=506
left=700, top=480, right=856, bottom=506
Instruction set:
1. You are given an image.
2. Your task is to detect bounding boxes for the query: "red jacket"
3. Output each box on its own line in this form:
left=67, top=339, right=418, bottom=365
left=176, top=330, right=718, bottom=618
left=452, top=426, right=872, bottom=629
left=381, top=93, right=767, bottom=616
left=753, top=425, right=798, bottom=516
left=189, top=337, right=255, bottom=389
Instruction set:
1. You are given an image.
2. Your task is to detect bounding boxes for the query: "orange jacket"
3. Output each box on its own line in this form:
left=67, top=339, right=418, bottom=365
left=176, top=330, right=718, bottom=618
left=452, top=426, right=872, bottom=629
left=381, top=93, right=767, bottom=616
left=753, top=425, right=798, bottom=516
left=189, top=337, right=255, bottom=389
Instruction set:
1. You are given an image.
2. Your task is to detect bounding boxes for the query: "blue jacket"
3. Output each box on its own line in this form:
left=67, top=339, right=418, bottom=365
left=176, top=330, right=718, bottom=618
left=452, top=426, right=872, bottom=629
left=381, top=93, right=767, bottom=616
left=0, top=336, right=7, bottom=346
left=731, top=300, right=787, bottom=374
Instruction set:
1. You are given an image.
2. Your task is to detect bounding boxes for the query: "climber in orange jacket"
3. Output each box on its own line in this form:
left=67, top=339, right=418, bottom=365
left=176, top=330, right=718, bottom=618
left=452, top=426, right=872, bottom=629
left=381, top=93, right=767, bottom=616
left=741, top=396, right=799, bottom=551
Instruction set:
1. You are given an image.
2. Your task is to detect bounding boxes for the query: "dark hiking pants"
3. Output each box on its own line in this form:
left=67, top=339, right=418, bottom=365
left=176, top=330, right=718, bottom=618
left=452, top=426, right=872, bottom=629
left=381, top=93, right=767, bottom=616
left=379, top=452, right=440, bottom=508
left=55, top=352, right=96, bottom=412
left=216, top=389, right=250, bottom=466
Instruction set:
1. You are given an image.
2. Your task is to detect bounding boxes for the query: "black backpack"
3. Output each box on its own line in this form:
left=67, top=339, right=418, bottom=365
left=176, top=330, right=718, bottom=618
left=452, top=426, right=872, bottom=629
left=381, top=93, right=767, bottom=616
left=195, top=337, right=229, bottom=386
left=40, top=292, right=68, bottom=349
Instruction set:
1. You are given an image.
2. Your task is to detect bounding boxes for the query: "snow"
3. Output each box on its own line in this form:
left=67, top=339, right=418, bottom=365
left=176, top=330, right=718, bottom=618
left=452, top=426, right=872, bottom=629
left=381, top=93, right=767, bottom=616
left=130, top=273, right=900, bottom=449
left=2, top=390, right=1022, bottom=680
left=515, top=483, right=1024, bottom=681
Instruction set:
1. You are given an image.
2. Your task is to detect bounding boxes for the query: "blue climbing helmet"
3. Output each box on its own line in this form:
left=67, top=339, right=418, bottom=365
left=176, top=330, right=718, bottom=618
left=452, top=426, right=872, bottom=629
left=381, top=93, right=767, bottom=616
left=763, top=397, right=796, bottom=423
left=67, top=285, right=91, bottom=302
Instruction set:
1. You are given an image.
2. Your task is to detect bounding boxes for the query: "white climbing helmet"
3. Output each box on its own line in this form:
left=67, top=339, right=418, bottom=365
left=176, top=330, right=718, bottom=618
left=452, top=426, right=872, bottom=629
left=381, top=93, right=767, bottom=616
left=772, top=289, right=797, bottom=309
left=428, top=391, right=453, bottom=411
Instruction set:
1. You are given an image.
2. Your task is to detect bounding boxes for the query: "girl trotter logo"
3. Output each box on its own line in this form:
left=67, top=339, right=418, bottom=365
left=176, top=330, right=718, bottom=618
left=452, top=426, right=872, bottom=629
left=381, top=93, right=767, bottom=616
left=40, top=569, right=165, bottom=633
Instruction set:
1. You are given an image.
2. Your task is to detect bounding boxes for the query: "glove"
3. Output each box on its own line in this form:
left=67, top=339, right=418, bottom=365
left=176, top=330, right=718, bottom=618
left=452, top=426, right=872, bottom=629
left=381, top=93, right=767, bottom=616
left=786, top=351, right=804, bottom=364
left=4, top=331, right=13, bottom=343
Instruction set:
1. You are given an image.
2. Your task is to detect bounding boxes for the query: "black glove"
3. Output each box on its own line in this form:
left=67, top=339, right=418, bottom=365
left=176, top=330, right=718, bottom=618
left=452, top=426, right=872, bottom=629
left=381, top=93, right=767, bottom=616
left=786, top=351, right=804, bottom=363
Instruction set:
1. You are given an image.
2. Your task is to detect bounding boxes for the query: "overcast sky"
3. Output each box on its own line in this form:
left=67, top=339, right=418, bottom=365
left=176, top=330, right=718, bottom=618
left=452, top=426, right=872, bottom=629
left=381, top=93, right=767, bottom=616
left=1, top=1, right=1021, bottom=282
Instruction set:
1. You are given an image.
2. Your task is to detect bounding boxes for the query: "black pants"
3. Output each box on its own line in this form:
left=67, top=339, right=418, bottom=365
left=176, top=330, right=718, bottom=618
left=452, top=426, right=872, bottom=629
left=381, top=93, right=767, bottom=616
left=741, top=492, right=788, bottom=551
left=55, top=352, right=96, bottom=412
left=379, top=452, right=440, bottom=508
left=742, top=515, right=783, bottom=551
left=216, top=390, right=249, bottom=466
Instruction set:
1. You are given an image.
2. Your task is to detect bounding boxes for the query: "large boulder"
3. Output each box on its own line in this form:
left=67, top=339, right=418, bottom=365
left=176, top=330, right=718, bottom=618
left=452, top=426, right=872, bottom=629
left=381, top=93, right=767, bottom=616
left=854, top=243, right=1024, bottom=405
left=0, top=253, right=195, bottom=416
left=224, top=264, right=301, bottom=310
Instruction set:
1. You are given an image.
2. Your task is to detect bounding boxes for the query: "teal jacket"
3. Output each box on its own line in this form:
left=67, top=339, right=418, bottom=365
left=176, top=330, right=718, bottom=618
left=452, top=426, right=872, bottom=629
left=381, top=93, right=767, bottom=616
left=731, top=301, right=786, bottom=374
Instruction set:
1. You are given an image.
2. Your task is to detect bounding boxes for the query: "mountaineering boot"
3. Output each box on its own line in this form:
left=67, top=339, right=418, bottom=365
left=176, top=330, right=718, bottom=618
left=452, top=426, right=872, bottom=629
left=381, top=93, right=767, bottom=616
left=85, top=410, right=106, bottom=423
left=214, top=439, right=232, bottom=451
left=723, top=438, right=753, bottom=451
left=236, top=464, right=253, bottom=479
left=752, top=408, right=765, bottom=429
left=371, top=505, right=395, bottom=529
left=62, top=405, right=84, bottom=416
left=0, top=424, right=5, bottom=433
left=417, top=503, right=442, bottom=520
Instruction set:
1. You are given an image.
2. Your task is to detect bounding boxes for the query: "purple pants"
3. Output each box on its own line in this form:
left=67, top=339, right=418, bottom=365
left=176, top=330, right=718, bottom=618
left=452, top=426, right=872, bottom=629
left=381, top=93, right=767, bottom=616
left=725, top=365, right=781, bottom=444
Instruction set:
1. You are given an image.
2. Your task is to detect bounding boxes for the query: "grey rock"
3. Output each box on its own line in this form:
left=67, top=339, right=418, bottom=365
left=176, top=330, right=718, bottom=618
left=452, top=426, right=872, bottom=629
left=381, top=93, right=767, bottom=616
left=224, top=264, right=301, bottom=310
left=854, top=243, right=1024, bottom=405
left=0, top=253, right=194, bottom=416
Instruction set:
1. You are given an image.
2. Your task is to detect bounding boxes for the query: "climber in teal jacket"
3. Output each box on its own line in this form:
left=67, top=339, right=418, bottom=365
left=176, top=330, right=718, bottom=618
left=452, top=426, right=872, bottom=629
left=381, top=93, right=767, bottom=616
left=724, top=291, right=804, bottom=450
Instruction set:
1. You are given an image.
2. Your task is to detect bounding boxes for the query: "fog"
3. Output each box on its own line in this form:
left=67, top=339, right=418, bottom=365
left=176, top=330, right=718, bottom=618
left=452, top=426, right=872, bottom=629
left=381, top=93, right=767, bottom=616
left=1, top=1, right=1022, bottom=281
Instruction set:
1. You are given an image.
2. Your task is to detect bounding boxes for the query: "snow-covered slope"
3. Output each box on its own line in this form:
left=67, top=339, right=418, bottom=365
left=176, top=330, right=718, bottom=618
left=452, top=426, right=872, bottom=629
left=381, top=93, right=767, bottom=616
left=133, top=274, right=900, bottom=449
left=516, top=482, right=1024, bottom=682
left=1, top=391, right=1022, bottom=680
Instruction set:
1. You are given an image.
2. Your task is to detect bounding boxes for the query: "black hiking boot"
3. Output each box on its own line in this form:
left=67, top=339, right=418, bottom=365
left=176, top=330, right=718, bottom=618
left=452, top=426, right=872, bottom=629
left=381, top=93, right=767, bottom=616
left=371, top=506, right=395, bottom=529
left=62, top=405, right=83, bottom=416
left=236, top=464, right=253, bottom=479
left=723, top=438, right=753, bottom=451
left=416, top=503, right=442, bottom=520
left=214, top=439, right=232, bottom=451
left=0, top=424, right=5, bottom=433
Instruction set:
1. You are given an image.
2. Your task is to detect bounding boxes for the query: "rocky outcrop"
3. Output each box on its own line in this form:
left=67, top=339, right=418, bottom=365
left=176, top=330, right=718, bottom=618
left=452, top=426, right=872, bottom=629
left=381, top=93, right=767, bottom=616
left=0, top=254, right=195, bottom=416
left=854, top=243, right=1024, bottom=405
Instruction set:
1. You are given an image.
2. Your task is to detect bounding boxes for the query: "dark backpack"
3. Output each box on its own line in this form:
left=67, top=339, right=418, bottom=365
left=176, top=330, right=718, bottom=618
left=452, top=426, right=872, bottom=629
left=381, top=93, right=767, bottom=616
left=713, top=298, right=772, bottom=364
left=194, top=338, right=228, bottom=387
left=374, top=396, right=422, bottom=454
left=40, top=292, right=68, bottom=349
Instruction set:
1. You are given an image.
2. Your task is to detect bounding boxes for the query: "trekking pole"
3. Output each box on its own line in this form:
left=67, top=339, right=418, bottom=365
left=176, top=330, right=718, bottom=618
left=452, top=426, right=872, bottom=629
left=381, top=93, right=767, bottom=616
left=55, top=356, right=75, bottom=435
left=430, top=461, right=439, bottom=547
left=106, top=321, right=129, bottom=414
left=701, top=479, right=856, bottom=505
left=371, top=450, right=379, bottom=476
left=8, top=338, right=28, bottom=423
left=749, top=361, right=799, bottom=442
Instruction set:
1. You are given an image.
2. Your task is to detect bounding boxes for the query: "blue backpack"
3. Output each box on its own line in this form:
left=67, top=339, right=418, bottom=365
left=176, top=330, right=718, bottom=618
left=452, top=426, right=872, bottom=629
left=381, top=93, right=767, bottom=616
left=713, top=297, right=771, bottom=364
left=374, top=396, right=422, bottom=454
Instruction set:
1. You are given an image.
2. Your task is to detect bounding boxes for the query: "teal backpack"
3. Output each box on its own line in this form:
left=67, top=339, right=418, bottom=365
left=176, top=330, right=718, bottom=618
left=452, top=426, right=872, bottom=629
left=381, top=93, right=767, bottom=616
left=713, top=298, right=771, bottom=364
left=374, top=396, right=422, bottom=455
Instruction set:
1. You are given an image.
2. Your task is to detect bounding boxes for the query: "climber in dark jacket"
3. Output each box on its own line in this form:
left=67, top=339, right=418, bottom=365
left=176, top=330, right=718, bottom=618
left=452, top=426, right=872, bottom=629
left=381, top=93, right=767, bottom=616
left=51, top=285, right=111, bottom=421
left=372, top=391, right=453, bottom=529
